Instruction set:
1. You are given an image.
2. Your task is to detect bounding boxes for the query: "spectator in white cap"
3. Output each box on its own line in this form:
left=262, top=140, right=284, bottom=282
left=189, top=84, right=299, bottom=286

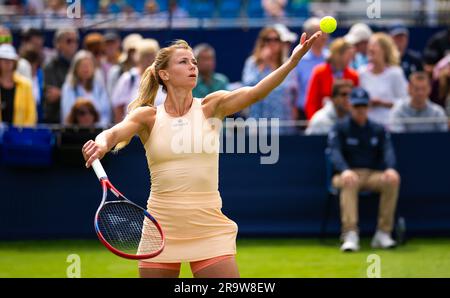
left=112, top=39, right=166, bottom=123
left=274, top=23, right=298, bottom=60
left=344, top=23, right=373, bottom=70
left=107, top=33, right=143, bottom=97
left=0, top=44, right=36, bottom=126
left=0, top=25, right=32, bottom=81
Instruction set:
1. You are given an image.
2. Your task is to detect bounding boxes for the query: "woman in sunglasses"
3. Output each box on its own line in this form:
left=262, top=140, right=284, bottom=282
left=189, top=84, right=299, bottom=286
left=242, top=26, right=299, bottom=134
left=66, top=98, right=99, bottom=127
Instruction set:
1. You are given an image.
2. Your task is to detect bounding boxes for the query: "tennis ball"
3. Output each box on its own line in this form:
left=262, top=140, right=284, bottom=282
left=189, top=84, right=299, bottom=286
left=320, top=16, right=337, bottom=34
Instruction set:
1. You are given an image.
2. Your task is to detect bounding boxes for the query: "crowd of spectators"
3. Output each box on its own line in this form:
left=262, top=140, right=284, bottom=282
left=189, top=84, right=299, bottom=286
left=0, top=0, right=308, bottom=18
left=0, top=20, right=448, bottom=134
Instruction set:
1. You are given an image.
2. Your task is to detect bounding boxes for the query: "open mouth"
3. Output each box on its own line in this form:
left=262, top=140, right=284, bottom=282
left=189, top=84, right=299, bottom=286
left=189, top=74, right=197, bottom=78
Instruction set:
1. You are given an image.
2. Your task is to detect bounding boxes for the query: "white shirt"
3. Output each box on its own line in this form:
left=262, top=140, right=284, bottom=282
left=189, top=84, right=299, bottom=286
left=358, top=65, right=408, bottom=125
left=111, top=67, right=166, bottom=117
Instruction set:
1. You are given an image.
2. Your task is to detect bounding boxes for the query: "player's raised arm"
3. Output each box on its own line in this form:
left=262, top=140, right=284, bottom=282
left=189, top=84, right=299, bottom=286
left=82, top=106, right=155, bottom=168
left=205, top=31, right=322, bottom=119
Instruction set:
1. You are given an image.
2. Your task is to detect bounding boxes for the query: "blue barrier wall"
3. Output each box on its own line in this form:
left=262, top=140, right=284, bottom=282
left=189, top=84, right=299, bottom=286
left=1, top=132, right=449, bottom=240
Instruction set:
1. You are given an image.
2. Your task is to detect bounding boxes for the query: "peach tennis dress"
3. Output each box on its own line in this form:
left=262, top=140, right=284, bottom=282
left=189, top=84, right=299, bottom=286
left=139, top=97, right=238, bottom=263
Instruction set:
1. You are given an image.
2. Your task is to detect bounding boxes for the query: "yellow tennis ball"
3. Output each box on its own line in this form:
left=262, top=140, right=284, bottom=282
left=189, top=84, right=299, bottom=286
left=320, top=16, right=337, bottom=34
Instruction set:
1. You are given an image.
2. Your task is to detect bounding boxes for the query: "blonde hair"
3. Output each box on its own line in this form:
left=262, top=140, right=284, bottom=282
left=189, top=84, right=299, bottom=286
left=66, top=50, right=95, bottom=91
left=326, top=38, right=353, bottom=64
left=114, top=39, right=192, bottom=151
left=370, top=32, right=400, bottom=66
left=136, top=38, right=160, bottom=62
left=252, top=27, right=283, bottom=68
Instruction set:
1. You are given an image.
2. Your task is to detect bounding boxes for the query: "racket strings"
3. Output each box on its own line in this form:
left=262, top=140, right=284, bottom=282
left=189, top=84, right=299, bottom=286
left=97, top=202, right=163, bottom=256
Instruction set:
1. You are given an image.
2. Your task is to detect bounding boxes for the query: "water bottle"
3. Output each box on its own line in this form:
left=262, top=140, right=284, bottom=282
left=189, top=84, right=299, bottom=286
left=396, top=217, right=406, bottom=245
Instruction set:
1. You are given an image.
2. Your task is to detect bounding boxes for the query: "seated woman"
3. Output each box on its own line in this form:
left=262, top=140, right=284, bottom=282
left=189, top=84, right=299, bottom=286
left=61, top=50, right=111, bottom=126
left=0, top=44, right=36, bottom=126
left=65, top=98, right=100, bottom=127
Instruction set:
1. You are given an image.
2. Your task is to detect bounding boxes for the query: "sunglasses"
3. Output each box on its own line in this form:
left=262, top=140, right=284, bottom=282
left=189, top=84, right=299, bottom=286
left=76, top=109, right=94, bottom=116
left=64, top=38, right=78, bottom=44
left=262, top=37, right=281, bottom=43
left=338, top=92, right=351, bottom=97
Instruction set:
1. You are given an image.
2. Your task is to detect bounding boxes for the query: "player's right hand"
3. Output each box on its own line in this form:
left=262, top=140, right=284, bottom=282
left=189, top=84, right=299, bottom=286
left=82, top=140, right=107, bottom=168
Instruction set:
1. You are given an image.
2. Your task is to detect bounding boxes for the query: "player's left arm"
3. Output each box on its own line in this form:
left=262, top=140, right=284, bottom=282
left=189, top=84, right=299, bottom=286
left=204, top=31, right=322, bottom=119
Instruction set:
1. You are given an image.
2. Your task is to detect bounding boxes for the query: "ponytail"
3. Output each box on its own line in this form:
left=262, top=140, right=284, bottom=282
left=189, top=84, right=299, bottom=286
left=113, top=39, right=192, bottom=152
left=114, top=64, right=160, bottom=151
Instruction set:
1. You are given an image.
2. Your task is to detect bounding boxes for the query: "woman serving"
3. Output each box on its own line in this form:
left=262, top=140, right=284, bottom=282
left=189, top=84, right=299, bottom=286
left=82, top=31, right=321, bottom=278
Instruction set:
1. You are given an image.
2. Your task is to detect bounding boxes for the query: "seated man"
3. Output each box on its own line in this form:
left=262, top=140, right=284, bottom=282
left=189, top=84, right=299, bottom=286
left=389, top=71, right=448, bottom=133
left=305, top=79, right=352, bottom=135
left=328, top=87, right=400, bottom=252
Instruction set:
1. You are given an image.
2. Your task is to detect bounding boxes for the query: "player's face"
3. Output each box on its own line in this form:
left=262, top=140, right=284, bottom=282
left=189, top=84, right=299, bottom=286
left=163, top=48, right=198, bottom=90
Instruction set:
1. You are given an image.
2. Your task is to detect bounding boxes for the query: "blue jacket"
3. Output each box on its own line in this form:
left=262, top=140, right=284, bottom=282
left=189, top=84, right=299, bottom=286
left=327, top=117, right=396, bottom=172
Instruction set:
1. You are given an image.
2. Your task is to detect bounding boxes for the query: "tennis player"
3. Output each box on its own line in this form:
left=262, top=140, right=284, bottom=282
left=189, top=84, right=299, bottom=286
left=82, top=31, right=321, bottom=278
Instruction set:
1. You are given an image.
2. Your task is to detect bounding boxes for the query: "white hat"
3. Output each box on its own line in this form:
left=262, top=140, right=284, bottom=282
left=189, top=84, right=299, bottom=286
left=344, top=23, right=373, bottom=45
left=0, top=44, right=18, bottom=61
left=274, top=24, right=298, bottom=43
left=123, top=33, right=143, bottom=52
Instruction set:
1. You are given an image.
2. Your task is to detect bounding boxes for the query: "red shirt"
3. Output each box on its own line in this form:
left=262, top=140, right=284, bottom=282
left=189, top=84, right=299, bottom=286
left=304, top=63, right=359, bottom=119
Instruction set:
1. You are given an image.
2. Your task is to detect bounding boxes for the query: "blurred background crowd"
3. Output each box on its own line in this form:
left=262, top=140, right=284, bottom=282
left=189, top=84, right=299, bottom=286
left=0, top=0, right=448, bottom=135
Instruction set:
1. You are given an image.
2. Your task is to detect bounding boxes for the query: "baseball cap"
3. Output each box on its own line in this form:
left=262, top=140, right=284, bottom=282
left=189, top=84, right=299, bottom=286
left=273, top=24, right=298, bottom=43
left=104, top=30, right=120, bottom=42
left=350, top=87, right=370, bottom=106
left=0, top=44, right=18, bottom=61
left=388, top=23, right=409, bottom=36
left=344, top=23, right=373, bottom=45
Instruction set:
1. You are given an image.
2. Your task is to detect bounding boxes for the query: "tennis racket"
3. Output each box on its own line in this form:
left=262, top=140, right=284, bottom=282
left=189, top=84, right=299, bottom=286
left=91, top=159, right=165, bottom=259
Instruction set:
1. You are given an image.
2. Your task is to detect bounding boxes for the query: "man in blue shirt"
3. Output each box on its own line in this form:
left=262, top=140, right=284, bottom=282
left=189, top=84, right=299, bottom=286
left=328, top=87, right=401, bottom=252
left=294, top=17, right=329, bottom=120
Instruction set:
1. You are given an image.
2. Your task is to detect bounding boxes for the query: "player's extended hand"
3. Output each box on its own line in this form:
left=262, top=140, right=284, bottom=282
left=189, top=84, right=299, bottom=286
left=82, top=140, right=108, bottom=168
left=289, top=31, right=322, bottom=65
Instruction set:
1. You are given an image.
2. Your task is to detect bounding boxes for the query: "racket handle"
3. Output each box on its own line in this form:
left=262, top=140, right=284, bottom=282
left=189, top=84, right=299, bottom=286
left=92, top=159, right=108, bottom=180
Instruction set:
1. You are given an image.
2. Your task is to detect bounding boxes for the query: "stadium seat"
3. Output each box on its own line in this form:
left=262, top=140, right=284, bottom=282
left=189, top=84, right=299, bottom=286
left=187, top=0, right=216, bottom=18
left=287, top=0, right=310, bottom=18
left=159, top=0, right=170, bottom=12
left=320, top=148, right=379, bottom=238
left=246, top=0, right=264, bottom=18
left=1, top=126, right=55, bottom=167
left=126, top=0, right=147, bottom=12
left=218, top=1, right=242, bottom=18
left=83, top=1, right=100, bottom=15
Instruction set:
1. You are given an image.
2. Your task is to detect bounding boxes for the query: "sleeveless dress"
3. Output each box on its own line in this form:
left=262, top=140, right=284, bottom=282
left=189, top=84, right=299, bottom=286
left=140, top=97, right=238, bottom=263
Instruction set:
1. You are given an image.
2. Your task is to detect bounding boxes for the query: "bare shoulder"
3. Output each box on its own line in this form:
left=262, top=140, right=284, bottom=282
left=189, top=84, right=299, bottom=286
left=127, top=105, right=157, bottom=143
left=202, top=90, right=230, bottom=119
left=128, top=105, right=157, bottom=124
left=203, top=90, right=229, bottom=104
